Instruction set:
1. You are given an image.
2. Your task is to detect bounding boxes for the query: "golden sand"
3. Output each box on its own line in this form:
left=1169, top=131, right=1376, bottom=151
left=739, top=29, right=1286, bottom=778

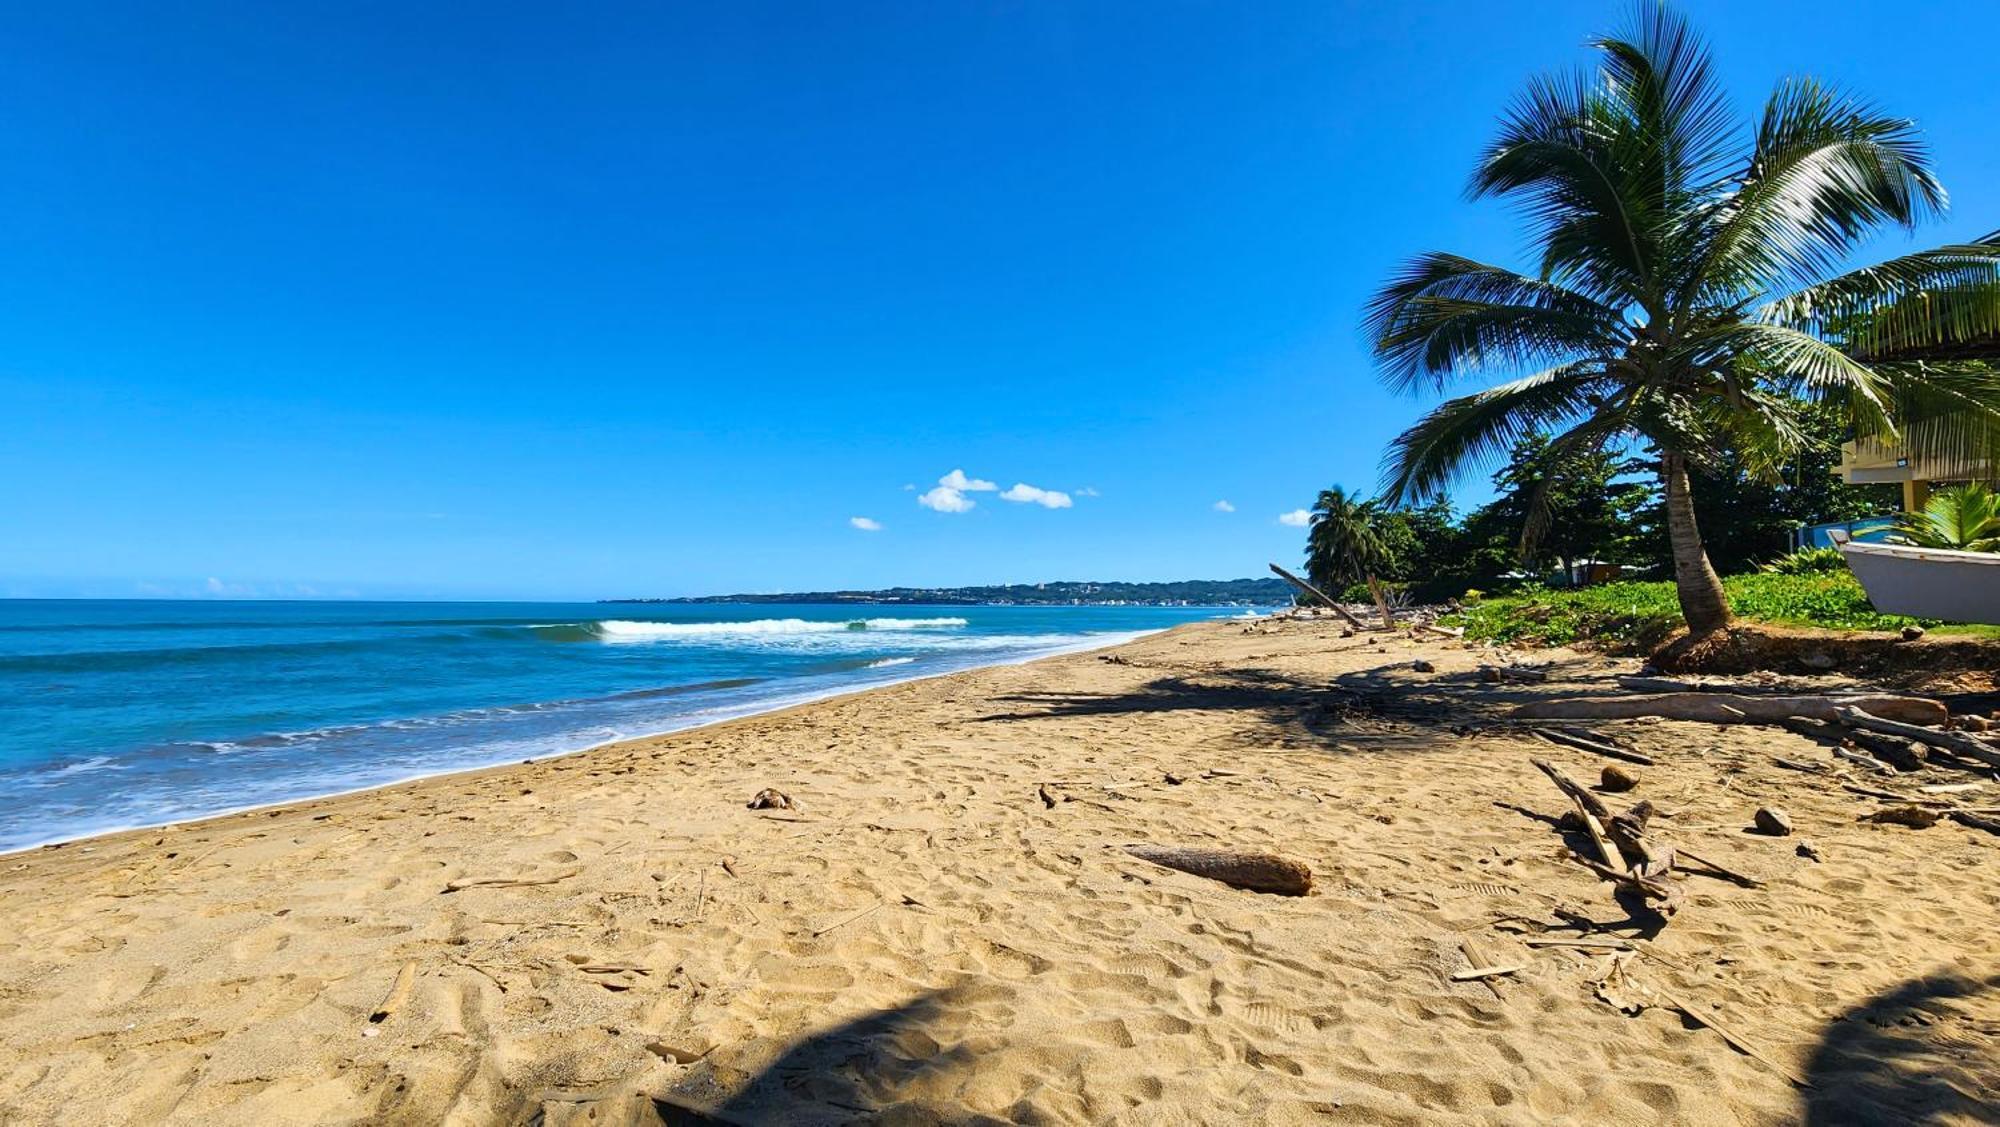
left=1, top=619, right=1994, bottom=1124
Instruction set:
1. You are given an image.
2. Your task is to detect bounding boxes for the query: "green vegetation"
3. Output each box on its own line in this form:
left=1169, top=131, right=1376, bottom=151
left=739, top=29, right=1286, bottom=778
left=1759, top=547, right=1847, bottom=575
left=1304, top=486, right=1398, bottom=621
left=1892, top=483, right=2000, bottom=552
left=1450, top=571, right=2000, bottom=649
left=1363, top=3, right=2000, bottom=637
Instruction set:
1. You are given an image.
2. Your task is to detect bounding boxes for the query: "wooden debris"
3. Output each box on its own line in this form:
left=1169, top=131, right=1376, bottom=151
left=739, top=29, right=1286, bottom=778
left=1568, top=852, right=1684, bottom=915
left=1121, top=844, right=1313, bottom=896
left=1861, top=805, right=1942, bottom=829
left=1267, top=563, right=1368, bottom=629
left=1752, top=807, right=1793, bottom=837
left=746, top=788, right=798, bottom=811
left=1531, top=758, right=1625, bottom=876
left=1532, top=726, right=1656, bottom=766
left=1832, top=707, right=2000, bottom=768
left=1459, top=937, right=1507, bottom=998
left=1524, top=936, right=1634, bottom=951
left=1675, top=847, right=1762, bottom=888
left=811, top=901, right=885, bottom=938
left=1482, top=664, right=1549, bottom=684
left=1037, top=783, right=1058, bottom=809
left=1830, top=746, right=1898, bottom=776
left=1946, top=809, right=2000, bottom=835
left=1649, top=983, right=1814, bottom=1088
left=1615, top=674, right=1751, bottom=694
left=1413, top=622, right=1464, bottom=639
left=369, top=961, right=417, bottom=1023
left=442, top=867, right=581, bottom=894
left=645, top=1040, right=712, bottom=1065
left=1451, top=964, right=1523, bottom=982
left=1600, top=764, right=1640, bottom=792
left=1516, top=693, right=1946, bottom=727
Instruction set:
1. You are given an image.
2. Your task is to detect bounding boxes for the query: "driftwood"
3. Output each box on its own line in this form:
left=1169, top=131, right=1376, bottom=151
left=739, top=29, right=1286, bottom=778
left=370, top=961, right=417, bottom=1023
left=1569, top=852, right=1685, bottom=915
left=1832, top=707, right=2000, bottom=768
left=1615, top=675, right=1755, bottom=694
left=1515, top=692, right=1947, bottom=727
left=1413, top=622, right=1464, bottom=639
left=1267, top=564, right=1368, bottom=630
left=1451, top=964, right=1523, bottom=982
left=1779, top=716, right=1925, bottom=771
left=1947, top=809, right=2000, bottom=835
left=1648, top=982, right=1813, bottom=1088
left=1831, top=746, right=1899, bottom=776
left=1532, top=726, right=1656, bottom=766
left=442, top=867, right=581, bottom=894
left=1531, top=758, right=1625, bottom=875
left=1676, top=847, right=1763, bottom=888
left=1482, top=664, right=1550, bottom=684
left=1122, top=844, right=1313, bottom=896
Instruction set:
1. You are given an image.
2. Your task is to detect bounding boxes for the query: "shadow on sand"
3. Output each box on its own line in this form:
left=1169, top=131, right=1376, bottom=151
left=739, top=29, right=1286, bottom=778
left=643, top=986, right=1024, bottom=1127
left=1803, top=970, right=1999, bottom=1124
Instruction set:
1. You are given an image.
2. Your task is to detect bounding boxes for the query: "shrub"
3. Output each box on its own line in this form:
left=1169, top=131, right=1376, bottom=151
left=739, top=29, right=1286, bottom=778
left=1761, top=547, right=1848, bottom=575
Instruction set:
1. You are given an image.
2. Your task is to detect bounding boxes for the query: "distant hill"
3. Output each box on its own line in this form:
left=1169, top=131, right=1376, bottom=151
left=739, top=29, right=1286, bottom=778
left=605, top=578, right=1290, bottom=607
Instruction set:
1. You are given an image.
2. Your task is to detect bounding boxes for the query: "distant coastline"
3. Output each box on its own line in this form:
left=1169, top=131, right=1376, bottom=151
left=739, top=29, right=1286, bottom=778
left=604, top=577, right=1289, bottom=607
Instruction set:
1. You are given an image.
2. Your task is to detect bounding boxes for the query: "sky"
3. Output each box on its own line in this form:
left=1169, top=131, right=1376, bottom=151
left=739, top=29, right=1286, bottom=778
left=3, top=1, right=1997, bottom=600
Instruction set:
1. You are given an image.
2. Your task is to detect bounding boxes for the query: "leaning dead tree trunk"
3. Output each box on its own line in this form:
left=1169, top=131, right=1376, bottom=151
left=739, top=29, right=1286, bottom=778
left=1514, top=692, right=1946, bottom=727
left=1122, top=844, right=1313, bottom=896
left=1267, top=563, right=1368, bottom=630
left=1365, top=574, right=1396, bottom=630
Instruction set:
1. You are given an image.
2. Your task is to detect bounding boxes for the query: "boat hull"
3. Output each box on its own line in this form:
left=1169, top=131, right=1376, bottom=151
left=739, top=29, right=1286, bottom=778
left=1839, top=541, right=2000, bottom=624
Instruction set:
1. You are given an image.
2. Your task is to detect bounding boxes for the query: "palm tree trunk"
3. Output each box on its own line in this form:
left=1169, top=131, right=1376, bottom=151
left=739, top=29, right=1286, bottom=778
left=1660, top=451, right=1732, bottom=635
left=1365, top=575, right=1396, bottom=629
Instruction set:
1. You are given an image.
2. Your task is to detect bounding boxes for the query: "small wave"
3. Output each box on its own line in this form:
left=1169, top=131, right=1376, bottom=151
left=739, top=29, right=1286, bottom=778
left=863, top=656, right=916, bottom=668
left=593, top=617, right=967, bottom=641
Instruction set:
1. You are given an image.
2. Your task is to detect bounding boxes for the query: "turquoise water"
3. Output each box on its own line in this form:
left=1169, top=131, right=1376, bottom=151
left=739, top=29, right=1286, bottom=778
left=0, top=600, right=1252, bottom=852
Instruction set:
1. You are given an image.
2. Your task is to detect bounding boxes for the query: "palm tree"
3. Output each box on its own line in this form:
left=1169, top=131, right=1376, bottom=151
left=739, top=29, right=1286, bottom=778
left=1306, top=486, right=1397, bottom=626
left=1365, top=2, right=2000, bottom=635
left=1892, top=483, right=2000, bottom=552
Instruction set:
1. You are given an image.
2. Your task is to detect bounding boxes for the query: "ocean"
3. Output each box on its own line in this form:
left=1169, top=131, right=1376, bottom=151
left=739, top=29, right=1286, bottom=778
left=0, top=600, right=1254, bottom=853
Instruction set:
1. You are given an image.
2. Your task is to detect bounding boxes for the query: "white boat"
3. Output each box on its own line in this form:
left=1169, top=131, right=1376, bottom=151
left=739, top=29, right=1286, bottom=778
left=1834, top=536, right=2000, bottom=624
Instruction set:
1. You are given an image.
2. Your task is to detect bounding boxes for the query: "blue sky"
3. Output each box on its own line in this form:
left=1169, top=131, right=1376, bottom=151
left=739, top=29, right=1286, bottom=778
left=3, top=1, right=1996, bottom=599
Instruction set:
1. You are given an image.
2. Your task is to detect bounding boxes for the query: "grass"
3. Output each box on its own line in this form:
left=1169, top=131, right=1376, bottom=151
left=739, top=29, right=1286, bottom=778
left=1449, top=571, right=2000, bottom=649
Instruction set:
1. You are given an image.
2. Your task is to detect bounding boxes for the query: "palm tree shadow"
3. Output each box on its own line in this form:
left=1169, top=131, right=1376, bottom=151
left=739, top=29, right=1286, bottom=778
left=648, top=987, right=1023, bottom=1126
left=1803, top=971, right=2000, bottom=1124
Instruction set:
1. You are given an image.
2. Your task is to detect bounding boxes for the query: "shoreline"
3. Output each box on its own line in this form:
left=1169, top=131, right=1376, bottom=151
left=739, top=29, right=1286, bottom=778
left=1, top=623, right=1176, bottom=859
left=2, top=616, right=1992, bottom=1123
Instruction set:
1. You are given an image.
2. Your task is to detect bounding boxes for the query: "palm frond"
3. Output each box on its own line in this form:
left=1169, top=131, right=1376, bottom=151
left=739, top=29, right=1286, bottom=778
left=1378, top=362, right=1616, bottom=504
left=1694, top=76, right=1944, bottom=297
left=1365, top=253, right=1629, bottom=394
left=1860, top=361, right=2000, bottom=473
left=1764, top=235, right=2000, bottom=361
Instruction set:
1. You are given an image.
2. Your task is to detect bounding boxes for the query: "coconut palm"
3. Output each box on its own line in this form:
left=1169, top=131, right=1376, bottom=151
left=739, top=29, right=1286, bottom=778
left=1365, top=2, right=2000, bottom=635
left=1892, top=483, right=2000, bottom=552
left=1306, top=486, right=1397, bottom=626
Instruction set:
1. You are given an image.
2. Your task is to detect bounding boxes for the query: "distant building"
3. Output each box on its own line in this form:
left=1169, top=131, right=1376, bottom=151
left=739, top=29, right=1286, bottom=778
left=1837, top=436, right=1996, bottom=512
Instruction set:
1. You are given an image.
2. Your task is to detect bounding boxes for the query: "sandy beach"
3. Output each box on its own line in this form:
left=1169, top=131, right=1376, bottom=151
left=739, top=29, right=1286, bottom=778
left=2, top=618, right=1995, bottom=1125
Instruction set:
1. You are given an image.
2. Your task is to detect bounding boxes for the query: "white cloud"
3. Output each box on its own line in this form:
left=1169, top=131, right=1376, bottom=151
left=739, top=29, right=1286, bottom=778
left=849, top=516, right=883, bottom=532
left=1000, top=483, right=1073, bottom=509
left=205, top=576, right=226, bottom=594
left=918, top=486, right=976, bottom=513
left=939, top=468, right=997, bottom=492
left=1278, top=509, right=1311, bottom=527
left=1075, top=486, right=1100, bottom=497
left=1213, top=500, right=1236, bottom=513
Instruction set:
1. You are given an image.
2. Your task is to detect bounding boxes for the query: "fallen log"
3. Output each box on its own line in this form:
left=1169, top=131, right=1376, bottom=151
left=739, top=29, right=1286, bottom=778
left=1830, top=746, right=1899, bottom=776
left=1831, top=707, right=2000, bottom=768
left=1615, top=675, right=1753, bottom=694
left=1122, top=844, right=1313, bottom=896
left=1569, top=852, right=1684, bottom=916
left=1947, top=809, right=2000, bottom=835
left=1515, top=693, right=1947, bottom=727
